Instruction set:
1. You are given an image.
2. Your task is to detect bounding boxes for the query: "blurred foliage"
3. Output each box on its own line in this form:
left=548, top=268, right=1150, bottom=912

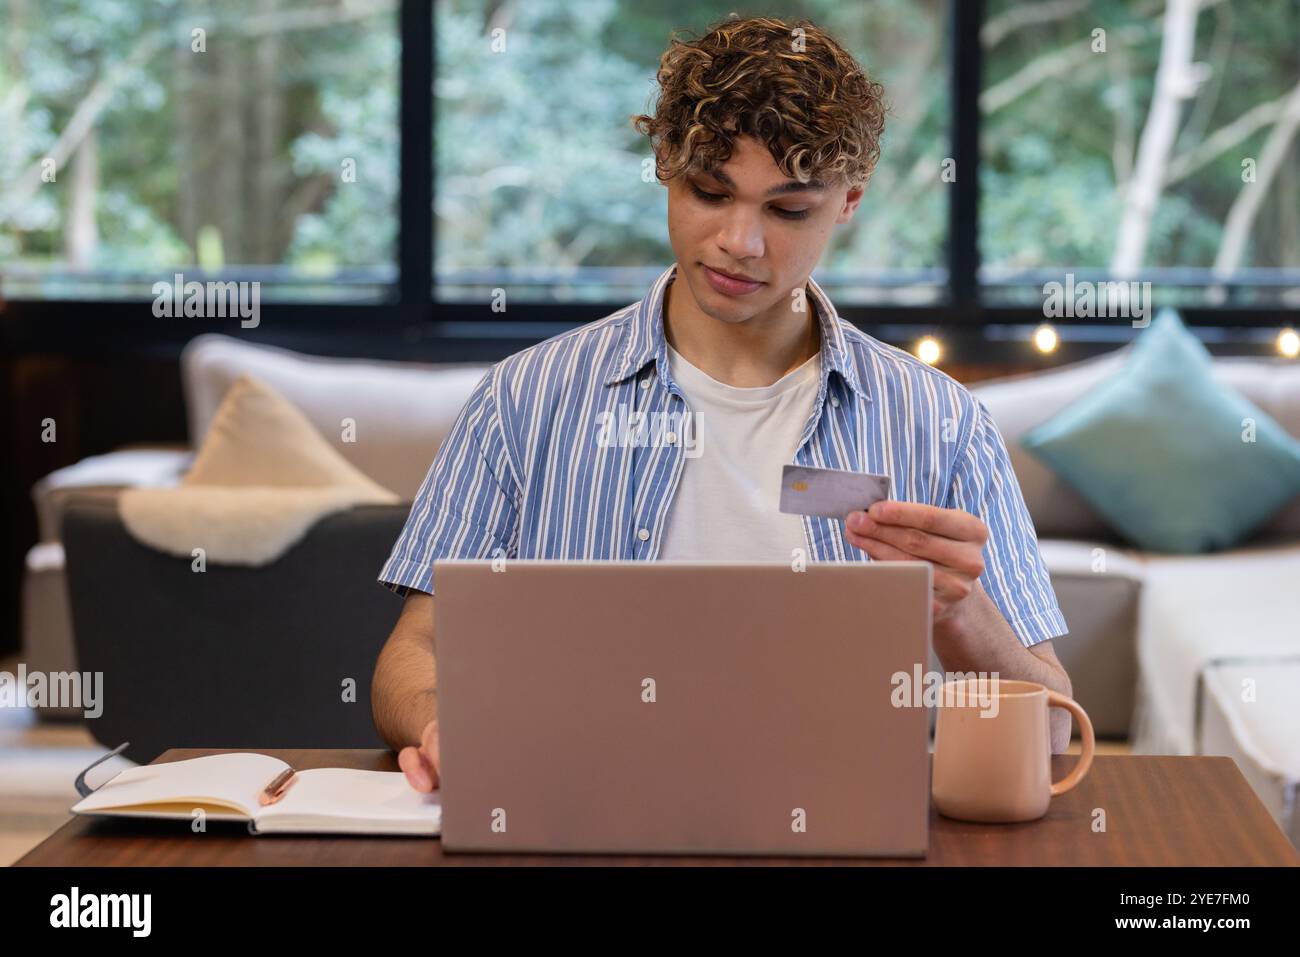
left=0, top=0, right=398, bottom=276
left=982, top=0, right=1298, bottom=272
left=434, top=0, right=950, bottom=273
left=0, top=0, right=1295, bottom=292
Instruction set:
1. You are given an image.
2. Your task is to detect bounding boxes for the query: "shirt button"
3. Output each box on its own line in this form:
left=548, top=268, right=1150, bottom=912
left=665, top=431, right=677, bottom=445
left=830, top=395, right=840, bottom=407
left=637, top=528, right=650, bottom=541
left=640, top=377, right=651, bottom=389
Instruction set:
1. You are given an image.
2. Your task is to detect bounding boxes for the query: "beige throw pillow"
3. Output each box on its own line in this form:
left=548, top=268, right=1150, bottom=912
left=119, top=374, right=400, bottom=565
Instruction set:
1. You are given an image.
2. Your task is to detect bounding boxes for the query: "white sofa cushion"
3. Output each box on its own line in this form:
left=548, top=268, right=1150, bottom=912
left=1200, top=662, right=1300, bottom=848
left=30, top=448, right=194, bottom=543
left=181, top=334, right=491, bottom=501
left=1036, top=537, right=1146, bottom=580
left=1130, top=541, right=1300, bottom=757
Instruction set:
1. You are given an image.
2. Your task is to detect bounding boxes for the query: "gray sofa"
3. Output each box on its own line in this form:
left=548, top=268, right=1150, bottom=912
left=26, top=334, right=1300, bottom=843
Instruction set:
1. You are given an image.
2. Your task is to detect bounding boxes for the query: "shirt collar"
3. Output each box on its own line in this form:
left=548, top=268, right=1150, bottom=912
left=604, top=262, right=870, bottom=403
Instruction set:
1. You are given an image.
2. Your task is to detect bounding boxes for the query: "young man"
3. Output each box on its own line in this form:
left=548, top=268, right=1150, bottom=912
left=372, top=16, right=1072, bottom=792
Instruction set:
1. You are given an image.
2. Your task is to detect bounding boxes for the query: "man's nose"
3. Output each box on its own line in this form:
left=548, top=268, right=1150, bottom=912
left=715, top=207, right=766, bottom=260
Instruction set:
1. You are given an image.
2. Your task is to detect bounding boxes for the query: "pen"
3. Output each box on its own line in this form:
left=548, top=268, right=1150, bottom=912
left=258, top=767, right=297, bottom=806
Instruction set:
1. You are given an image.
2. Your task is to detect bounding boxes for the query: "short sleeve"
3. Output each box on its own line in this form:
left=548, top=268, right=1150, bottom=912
left=377, top=368, right=520, bottom=597
left=945, top=397, right=1068, bottom=647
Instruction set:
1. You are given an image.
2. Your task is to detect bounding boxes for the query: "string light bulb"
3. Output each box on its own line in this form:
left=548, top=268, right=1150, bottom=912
left=1033, top=324, right=1059, bottom=354
left=916, top=336, right=942, bottom=365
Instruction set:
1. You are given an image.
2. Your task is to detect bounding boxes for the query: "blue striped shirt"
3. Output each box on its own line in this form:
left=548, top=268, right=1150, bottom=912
left=378, top=263, right=1068, bottom=647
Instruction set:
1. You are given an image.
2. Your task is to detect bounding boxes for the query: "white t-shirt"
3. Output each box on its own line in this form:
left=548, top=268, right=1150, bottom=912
left=657, top=341, right=821, bottom=561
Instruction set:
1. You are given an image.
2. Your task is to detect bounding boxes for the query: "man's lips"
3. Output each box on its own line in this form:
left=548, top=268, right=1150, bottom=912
left=702, top=263, right=763, bottom=283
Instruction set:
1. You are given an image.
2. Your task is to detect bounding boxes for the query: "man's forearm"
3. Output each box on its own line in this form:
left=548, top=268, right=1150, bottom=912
left=932, top=582, right=1073, bottom=753
left=371, top=634, right=438, bottom=752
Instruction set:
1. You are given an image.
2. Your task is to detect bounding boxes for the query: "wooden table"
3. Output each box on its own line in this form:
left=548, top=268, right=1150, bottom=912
left=16, top=748, right=1300, bottom=866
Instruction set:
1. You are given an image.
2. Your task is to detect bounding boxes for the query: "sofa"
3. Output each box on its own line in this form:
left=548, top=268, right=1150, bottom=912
left=23, top=333, right=1300, bottom=843
left=20, top=334, right=491, bottom=719
left=974, top=346, right=1300, bottom=847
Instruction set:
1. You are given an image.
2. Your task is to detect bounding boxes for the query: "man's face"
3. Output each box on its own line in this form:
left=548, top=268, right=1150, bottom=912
left=665, top=134, right=864, bottom=329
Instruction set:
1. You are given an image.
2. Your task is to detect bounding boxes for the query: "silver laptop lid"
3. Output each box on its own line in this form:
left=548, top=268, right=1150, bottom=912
left=434, top=560, right=932, bottom=857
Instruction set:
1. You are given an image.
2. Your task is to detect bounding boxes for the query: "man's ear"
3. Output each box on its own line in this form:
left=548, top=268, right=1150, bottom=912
left=838, top=184, right=865, bottom=222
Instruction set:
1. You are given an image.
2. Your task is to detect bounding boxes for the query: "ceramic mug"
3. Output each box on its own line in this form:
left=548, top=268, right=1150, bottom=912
left=932, top=678, right=1095, bottom=823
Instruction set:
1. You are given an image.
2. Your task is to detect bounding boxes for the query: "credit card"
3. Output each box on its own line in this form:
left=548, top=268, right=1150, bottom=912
left=779, top=464, right=891, bottom=519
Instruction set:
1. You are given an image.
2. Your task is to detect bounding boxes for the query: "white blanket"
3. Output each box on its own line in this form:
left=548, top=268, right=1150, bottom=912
left=119, top=374, right=400, bottom=565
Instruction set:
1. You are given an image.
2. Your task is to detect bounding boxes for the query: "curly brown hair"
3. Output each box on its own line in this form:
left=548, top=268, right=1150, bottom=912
left=630, top=15, right=887, bottom=191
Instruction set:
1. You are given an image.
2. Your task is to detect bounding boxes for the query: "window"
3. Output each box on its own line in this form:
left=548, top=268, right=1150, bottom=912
left=0, top=0, right=399, bottom=302
left=2, top=0, right=1294, bottom=343
left=981, top=0, right=1300, bottom=309
left=433, top=0, right=951, bottom=307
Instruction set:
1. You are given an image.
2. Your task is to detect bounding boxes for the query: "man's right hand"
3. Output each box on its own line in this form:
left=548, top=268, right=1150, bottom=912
left=398, top=718, right=440, bottom=792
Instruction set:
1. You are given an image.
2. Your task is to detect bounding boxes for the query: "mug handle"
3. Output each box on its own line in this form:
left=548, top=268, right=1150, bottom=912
left=1047, top=691, right=1095, bottom=797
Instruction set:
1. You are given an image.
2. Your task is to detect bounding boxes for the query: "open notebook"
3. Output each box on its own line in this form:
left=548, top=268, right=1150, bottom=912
left=71, top=752, right=441, bottom=836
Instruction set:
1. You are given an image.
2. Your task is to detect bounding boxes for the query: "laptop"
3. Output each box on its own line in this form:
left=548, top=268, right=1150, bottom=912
left=433, top=559, right=933, bottom=857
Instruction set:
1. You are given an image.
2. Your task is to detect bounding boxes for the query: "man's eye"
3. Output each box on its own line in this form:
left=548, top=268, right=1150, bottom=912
left=689, top=184, right=725, bottom=203
left=688, top=183, right=811, bottom=220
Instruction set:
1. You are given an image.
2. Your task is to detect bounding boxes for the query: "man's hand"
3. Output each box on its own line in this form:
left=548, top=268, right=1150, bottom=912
left=398, top=717, right=441, bottom=792
left=845, top=500, right=989, bottom=623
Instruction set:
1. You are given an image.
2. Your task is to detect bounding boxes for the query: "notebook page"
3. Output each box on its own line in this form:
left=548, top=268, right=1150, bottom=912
left=255, top=768, right=441, bottom=833
left=71, top=752, right=289, bottom=818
